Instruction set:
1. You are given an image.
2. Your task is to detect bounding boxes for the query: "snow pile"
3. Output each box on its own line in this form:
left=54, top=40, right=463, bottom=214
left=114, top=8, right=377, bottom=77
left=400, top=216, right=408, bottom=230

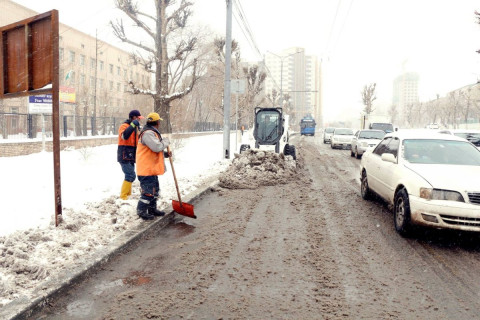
left=0, top=195, right=146, bottom=306
left=218, top=149, right=298, bottom=189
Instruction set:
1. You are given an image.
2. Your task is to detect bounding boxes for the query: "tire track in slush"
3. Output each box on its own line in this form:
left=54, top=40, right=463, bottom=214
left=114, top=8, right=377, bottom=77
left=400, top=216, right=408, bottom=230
left=302, top=136, right=480, bottom=319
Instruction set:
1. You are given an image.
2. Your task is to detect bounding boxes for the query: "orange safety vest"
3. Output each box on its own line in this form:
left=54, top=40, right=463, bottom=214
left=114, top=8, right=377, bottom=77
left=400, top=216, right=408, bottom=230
left=136, top=129, right=166, bottom=176
left=118, top=123, right=138, bottom=147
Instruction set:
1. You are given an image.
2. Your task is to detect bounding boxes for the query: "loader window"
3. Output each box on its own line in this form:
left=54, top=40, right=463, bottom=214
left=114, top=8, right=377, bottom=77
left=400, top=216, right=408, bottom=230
left=256, top=111, right=281, bottom=143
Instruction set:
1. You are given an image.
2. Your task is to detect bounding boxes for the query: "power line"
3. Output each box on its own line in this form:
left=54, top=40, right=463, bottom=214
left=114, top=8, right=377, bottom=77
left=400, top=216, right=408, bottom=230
left=231, top=0, right=280, bottom=91
left=331, top=0, right=355, bottom=56
left=324, top=0, right=343, bottom=57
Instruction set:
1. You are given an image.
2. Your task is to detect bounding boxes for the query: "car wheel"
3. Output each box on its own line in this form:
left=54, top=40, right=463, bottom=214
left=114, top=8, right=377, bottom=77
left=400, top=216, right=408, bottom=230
left=331, top=143, right=334, bottom=149
left=394, top=188, right=412, bottom=236
left=323, top=139, right=326, bottom=144
left=350, top=148, right=355, bottom=157
left=355, top=148, right=361, bottom=159
left=361, top=170, right=372, bottom=200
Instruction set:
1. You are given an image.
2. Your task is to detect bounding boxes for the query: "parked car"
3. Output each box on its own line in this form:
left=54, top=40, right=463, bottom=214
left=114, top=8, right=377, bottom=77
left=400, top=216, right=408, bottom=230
left=360, top=130, right=480, bottom=236
left=451, top=129, right=480, bottom=149
left=323, top=127, right=335, bottom=144
left=331, top=128, right=355, bottom=149
left=350, top=129, right=385, bottom=159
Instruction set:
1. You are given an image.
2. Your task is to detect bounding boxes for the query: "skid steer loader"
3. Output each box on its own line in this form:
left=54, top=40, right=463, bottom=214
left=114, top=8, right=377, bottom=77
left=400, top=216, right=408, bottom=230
left=239, top=107, right=296, bottom=159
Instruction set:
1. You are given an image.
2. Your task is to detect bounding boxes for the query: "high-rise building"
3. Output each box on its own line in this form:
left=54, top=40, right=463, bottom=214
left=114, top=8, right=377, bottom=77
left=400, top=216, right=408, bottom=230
left=392, top=72, right=419, bottom=122
left=264, top=47, right=322, bottom=126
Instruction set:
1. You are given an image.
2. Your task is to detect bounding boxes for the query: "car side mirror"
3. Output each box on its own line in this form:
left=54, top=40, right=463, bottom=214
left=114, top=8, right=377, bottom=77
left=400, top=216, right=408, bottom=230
left=381, top=153, right=396, bottom=163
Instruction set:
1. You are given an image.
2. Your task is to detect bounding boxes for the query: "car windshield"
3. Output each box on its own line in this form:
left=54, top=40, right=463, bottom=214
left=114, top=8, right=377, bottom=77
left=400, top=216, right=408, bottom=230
left=359, top=131, right=385, bottom=139
left=334, top=129, right=353, bottom=135
left=453, top=132, right=480, bottom=147
left=371, top=123, right=394, bottom=132
left=325, top=128, right=335, bottom=133
left=403, top=139, right=480, bottom=165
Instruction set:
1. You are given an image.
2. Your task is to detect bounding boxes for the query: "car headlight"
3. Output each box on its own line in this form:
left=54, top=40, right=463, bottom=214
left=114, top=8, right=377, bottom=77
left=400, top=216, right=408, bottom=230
left=419, top=188, right=465, bottom=202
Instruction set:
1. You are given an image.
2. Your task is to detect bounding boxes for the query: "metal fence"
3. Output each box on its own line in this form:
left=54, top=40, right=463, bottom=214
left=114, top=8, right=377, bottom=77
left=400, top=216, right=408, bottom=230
left=0, top=112, right=124, bottom=140
left=0, top=113, right=227, bottom=140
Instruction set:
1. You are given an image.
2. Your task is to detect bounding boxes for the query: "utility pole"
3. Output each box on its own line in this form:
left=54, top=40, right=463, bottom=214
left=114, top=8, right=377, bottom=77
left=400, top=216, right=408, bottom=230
left=223, top=0, right=232, bottom=159
left=93, top=29, right=98, bottom=136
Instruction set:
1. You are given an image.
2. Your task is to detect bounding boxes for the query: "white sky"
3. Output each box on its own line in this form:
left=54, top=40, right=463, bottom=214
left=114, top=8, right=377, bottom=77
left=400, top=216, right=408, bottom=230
left=10, top=0, right=480, bottom=124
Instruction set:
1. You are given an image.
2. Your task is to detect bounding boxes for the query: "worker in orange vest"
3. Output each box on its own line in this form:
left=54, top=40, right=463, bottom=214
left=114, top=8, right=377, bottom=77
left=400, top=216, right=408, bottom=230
left=117, top=109, right=144, bottom=200
left=135, top=112, right=171, bottom=220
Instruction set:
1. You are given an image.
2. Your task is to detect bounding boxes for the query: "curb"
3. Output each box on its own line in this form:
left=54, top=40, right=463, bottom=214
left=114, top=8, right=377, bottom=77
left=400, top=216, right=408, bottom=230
left=1, top=179, right=219, bottom=320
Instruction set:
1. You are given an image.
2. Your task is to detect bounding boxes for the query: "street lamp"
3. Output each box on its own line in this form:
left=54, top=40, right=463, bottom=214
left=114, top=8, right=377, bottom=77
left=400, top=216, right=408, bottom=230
left=266, top=49, right=303, bottom=107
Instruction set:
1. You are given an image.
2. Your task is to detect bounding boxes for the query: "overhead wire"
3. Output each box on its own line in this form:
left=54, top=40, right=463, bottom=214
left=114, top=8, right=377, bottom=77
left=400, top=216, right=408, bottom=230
left=330, top=0, right=355, bottom=56
left=232, top=0, right=280, bottom=92
left=324, top=0, right=343, bottom=58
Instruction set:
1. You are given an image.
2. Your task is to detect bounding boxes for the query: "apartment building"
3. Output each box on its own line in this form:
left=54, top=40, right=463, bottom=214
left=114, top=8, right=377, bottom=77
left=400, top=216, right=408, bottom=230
left=0, top=0, right=152, bottom=120
left=392, top=71, right=420, bottom=122
left=264, top=47, right=322, bottom=126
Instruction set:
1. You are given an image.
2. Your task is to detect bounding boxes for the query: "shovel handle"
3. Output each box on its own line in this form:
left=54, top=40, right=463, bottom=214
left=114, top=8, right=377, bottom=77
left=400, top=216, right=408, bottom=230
left=167, top=146, right=183, bottom=205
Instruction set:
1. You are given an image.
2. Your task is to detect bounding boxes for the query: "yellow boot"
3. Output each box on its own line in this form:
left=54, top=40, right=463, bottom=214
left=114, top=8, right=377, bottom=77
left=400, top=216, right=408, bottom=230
left=120, top=181, right=132, bottom=200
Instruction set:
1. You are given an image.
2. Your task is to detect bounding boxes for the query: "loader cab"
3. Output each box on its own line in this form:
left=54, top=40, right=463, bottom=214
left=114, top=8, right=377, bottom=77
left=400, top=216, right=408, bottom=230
left=253, top=107, right=283, bottom=151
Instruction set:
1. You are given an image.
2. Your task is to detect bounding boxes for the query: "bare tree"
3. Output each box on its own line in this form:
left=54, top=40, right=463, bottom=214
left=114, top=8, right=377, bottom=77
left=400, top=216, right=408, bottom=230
left=239, top=65, right=266, bottom=127
left=361, top=83, right=377, bottom=115
left=111, top=0, right=200, bottom=133
left=448, top=91, right=462, bottom=128
left=266, top=89, right=279, bottom=107
left=476, top=11, right=480, bottom=54
left=388, top=104, right=398, bottom=124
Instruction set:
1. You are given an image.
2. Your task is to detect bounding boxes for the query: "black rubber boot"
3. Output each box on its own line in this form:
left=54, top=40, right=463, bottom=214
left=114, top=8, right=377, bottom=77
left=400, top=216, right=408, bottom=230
left=148, top=199, right=165, bottom=217
left=137, top=199, right=154, bottom=220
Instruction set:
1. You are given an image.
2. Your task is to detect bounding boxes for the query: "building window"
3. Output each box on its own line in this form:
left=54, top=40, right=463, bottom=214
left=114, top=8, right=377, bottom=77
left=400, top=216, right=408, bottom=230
left=80, top=74, right=86, bottom=86
left=136, top=72, right=139, bottom=81
left=124, top=84, right=127, bottom=92
left=99, top=79, right=104, bottom=89
left=117, top=82, right=121, bottom=91
left=69, top=51, right=75, bottom=64
left=109, top=81, right=113, bottom=91
left=124, top=69, right=127, bottom=77
left=109, top=64, right=113, bottom=74
left=81, top=43, right=85, bottom=49
left=90, top=76, right=95, bottom=88
left=59, top=48, right=64, bottom=61
left=90, top=58, right=95, bottom=69
left=99, top=61, right=104, bottom=71
left=80, top=54, right=85, bottom=66
left=70, top=71, right=76, bottom=84
left=117, top=66, right=121, bottom=76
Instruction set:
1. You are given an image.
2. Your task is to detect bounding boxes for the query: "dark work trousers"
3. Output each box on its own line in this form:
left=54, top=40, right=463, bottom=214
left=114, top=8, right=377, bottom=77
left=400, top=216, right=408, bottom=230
left=120, top=162, right=136, bottom=182
left=138, top=175, right=159, bottom=202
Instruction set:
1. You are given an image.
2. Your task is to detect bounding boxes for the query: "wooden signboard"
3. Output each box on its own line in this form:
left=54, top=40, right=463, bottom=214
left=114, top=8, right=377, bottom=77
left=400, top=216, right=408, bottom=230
left=0, top=10, right=62, bottom=226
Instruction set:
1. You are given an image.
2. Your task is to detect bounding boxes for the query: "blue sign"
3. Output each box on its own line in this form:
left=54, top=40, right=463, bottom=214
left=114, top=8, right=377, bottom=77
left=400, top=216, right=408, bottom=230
left=28, top=94, right=52, bottom=114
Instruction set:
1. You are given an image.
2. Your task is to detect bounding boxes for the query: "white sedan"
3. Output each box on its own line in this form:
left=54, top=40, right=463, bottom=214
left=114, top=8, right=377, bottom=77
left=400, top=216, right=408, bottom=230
left=360, top=130, right=480, bottom=236
left=331, top=128, right=355, bottom=149
left=350, top=129, right=385, bottom=159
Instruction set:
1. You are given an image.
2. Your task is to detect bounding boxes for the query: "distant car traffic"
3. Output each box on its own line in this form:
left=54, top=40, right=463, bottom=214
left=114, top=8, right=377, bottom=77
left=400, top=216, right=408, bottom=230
left=360, top=130, right=480, bottom=236
left=331, top=128, right=355, bottom=149
left=451, top=129, right=480, bottom=149
left=323, top=127, right=335, bottom=144
left=350, top=129, right=385, bottom=159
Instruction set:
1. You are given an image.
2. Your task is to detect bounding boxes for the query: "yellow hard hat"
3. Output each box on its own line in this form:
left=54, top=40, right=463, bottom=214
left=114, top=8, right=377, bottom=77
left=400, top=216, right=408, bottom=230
left=146, top=112, right=163, bottom=122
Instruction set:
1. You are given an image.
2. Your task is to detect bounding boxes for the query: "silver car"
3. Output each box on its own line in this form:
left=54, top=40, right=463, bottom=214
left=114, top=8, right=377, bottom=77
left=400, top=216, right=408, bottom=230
left=323, top=127, right=335, bottom=144
left=331, top=128, right=355, bottom=149
left=350, top=129, right=385, bottom=158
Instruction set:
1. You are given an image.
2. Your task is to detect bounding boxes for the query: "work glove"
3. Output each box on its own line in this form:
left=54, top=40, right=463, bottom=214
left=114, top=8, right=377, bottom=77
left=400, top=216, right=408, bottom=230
left=130, top=119, right=140, bottom=128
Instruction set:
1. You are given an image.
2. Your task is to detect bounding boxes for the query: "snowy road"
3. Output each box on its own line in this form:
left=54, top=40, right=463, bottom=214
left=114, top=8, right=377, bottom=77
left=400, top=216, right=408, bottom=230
left=28, top=135, right=480, bottom=319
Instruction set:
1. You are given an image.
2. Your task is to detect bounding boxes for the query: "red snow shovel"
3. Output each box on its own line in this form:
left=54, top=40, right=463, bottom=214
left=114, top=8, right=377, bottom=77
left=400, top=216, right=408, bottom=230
left=167, top=146, right=197, bottom=219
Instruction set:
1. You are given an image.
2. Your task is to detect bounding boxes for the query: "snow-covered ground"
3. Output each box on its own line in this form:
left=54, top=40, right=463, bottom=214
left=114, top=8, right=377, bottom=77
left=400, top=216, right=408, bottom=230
left=0, top=131, right=245, bottom=306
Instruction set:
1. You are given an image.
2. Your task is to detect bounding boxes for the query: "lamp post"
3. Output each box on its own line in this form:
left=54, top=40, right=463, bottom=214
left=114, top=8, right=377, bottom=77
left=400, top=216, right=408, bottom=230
left=267, top=50, right=303, bottom=107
